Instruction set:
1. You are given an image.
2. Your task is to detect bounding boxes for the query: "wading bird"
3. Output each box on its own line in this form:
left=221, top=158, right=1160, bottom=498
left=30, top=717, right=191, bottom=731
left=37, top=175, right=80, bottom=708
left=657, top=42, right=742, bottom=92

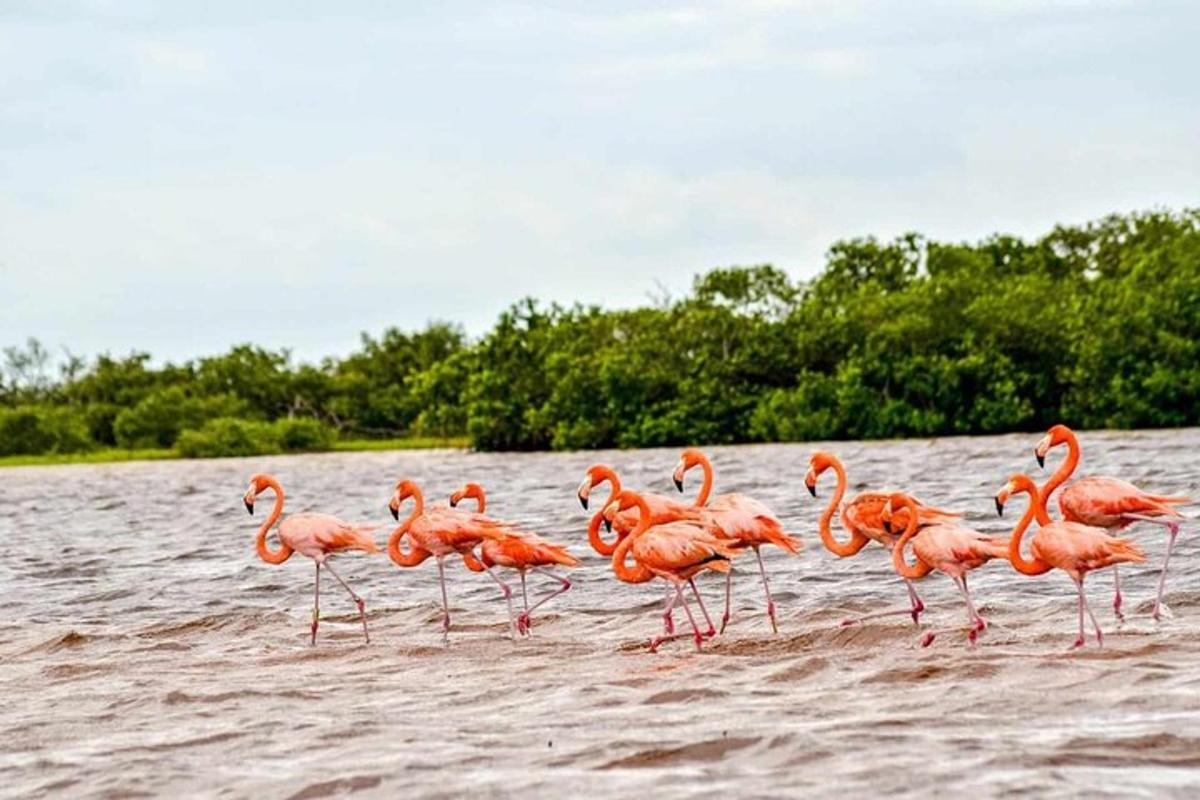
left=603, top=489, right=737, bottom=652
left=243, top=473, right=379, bottom=645
left=996, top=474, right=1146, bottom=649
left=883, top=492, right=1008, bottom=648
left=672, top=448, right=801, bottom=634
left=1036, top=424, right=1187, bottom=621
left=450, top=482, right=579, bottom=634
left=387, top=479, right=519, bottom=639
left=804, top=452, right=959, bottom=626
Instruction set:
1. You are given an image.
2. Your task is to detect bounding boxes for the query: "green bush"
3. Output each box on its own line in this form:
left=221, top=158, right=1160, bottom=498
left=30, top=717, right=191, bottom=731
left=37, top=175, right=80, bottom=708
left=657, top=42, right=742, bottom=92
left=0, top=406, right=93, bottom=456
left=114, top=387, right=248, bottom=449
left=272, top=417, right=335, bottom=452
left=175, top=417, right=280, bottom=458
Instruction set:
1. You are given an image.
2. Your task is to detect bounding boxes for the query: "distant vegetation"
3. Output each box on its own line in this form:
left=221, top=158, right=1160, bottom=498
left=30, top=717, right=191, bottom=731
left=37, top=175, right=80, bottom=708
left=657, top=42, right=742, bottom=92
left=3, top=209, right=1198, bottom=461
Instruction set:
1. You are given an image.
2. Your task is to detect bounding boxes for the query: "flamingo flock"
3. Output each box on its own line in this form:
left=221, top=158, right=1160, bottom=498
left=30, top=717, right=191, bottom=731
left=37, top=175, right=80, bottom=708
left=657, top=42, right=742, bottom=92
left=243, top=425, right=1189, bottom=652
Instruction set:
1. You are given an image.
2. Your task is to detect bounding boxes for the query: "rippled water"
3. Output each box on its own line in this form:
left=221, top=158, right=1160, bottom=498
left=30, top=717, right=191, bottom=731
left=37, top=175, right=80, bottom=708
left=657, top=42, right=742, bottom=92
left=2, top=430, right=1199, bottom=798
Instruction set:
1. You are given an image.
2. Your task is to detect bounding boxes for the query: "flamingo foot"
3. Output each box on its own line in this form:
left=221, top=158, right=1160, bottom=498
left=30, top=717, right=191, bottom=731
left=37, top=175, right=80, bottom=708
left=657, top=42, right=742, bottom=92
left=1071, top=636, right=1086, bottom=650
left=517, top=613, right=531, bottom=635
left=1113, top=592, right=1125, bottom=624
left=442, top=613, right=452, bottom=633
left=910, top=598, right=925, bottom=626
left=1153, top=603, right=1173, bottom=622
left=921, top=632, right=936, bottom=647
left=693, top=630, right=704, bottom=651
left=662, top=613, right=675, bottom=635
left=310, top=618, right=318, bottom=647
left=767, top=601, right=778, bottom=635
left=719, top=612, right=730, bottom=635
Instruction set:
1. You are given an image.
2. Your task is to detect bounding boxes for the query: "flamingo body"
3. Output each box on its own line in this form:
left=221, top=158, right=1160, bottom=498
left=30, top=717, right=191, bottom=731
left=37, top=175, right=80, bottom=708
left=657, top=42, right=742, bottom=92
left=1058, top=476, right=1185, bottom=530
left=277, top=513, right=380, bottom=561
left=909, top=523, right=1007, bottom=577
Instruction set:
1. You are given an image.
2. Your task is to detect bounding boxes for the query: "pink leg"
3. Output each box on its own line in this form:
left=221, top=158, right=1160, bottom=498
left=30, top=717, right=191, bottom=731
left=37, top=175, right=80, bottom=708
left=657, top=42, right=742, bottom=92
left=1111, top=564, right=1124, bottom=624
left=754, top=546, right=779, bottom=634
left=687, top=579, right=717, bottom=638
left=1072, top=577, right=1086, bottom=649
left=1123, top=514, right=1183, bottom=621
left=311, top=562, right=320, bottom=646
left=322, top=559, right=370, bottom=643
left=436, top=557, right=452, bottom=639
left=1070, top=575, right=1104, bottom=649
left=672, top=584, right=706, bottom=651
left=518, top=567, right=572, bottom=634
left=920, top=575, right=983, bottom=648
left=650, top=586, right=681, bottom=652
left=842, top=577, right=925, bottom=627
left=661, top=583, right=676, bottom=635
left=719, top=569, right=733, bottom=634
left=481, top=563, right=519, bottom=639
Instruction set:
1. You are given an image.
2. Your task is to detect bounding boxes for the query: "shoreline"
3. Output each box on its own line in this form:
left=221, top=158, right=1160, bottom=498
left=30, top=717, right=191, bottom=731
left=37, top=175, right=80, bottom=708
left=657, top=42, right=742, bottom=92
left=0, top=436, right=471, bottom=469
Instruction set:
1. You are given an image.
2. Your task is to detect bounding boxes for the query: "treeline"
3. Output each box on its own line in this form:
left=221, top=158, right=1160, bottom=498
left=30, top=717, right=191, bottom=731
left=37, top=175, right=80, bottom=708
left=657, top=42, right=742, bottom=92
left=3, top=209, right=1199, bottom=458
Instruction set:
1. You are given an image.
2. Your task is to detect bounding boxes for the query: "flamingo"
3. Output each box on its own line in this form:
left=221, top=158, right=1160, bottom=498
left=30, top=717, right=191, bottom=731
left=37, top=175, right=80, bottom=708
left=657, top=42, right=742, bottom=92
left=804, top=452, right=959, bottom=626
left=602, top=489, right=738, bottom=652
left=243, top=473, right=379, bottom=645
left=671, top=448, right=801, bottom=634
left=882, top=492, right=1008, bottom=648
left=387, top=479, right=520, bottom=639
left=449, top=482, right=580, bottom=634
left=996, top=474, right=1147, bottom=649
left=1035, top=424, right=1188, bottom=621
left=577, top=463, right=721, bottom=637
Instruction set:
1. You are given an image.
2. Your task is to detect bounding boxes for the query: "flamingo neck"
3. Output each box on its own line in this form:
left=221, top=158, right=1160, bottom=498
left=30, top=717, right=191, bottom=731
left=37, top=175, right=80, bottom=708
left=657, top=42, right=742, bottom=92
left=611, top=495, right=653, bottom=583
left=1041, top=429, right=1080, bottom=513
left=465, top=487, right=486, bottom=513
left=594, top=466, right=621, bottom=513
left=1008, top=486, right=1053, bottom=576
left=891, top=497, right=931, bottom=579
left=692, top=453, right=714, bottom=507
left=255, top=477, right=292, bottom=565
left=587, top=511, right=620, bottom=556
left=817, top=458, right=861, bottom=557
left=388, top=489, right=428, bottom=567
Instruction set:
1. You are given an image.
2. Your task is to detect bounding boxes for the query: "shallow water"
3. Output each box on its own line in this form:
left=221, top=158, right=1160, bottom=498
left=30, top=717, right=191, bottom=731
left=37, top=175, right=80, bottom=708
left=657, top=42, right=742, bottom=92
left=2, top=430, right=1199, bottom=798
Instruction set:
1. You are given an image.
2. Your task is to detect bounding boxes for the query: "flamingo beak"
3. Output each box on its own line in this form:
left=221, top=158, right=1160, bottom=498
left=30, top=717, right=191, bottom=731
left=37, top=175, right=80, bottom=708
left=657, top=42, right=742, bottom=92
left=577, top=478, right=590, bottom=510
left=807, top=482, right=817, bottom=498
left=1035, top=451, right=1045, bottom=469
left=578, top=493, right=588, bottom=510
left=604, top=518, right=612, bottom=533
left=673, top=476, right=684, bottom=493
left=449, top=498, right=458, bottom=508
left=994, top=496, right=1005, bottom=517
left=389, top=497, right=400, bottom=521
left=244, top=498, right=254, bottom=515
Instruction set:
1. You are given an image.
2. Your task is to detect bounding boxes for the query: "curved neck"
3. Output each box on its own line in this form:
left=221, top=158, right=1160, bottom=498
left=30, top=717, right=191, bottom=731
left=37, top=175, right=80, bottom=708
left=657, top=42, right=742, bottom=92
left=388, top=489, right=429, bottom=567
left=465, top=487, right=485, bottom=513
left=255, top=477, right=292, bottom=565
left=817, top=458, right=865, bottom=558
left=587, top=511, right=620, bottom=556
left=594, top=466, right=621, bottom=515
left=1040, top=430, right=1080, bottom=512
left=1008, top=487, right=1054, bottom=576
left=691, top=453, right=714, bottom=507
left=891, top=498, right=931, bottom=579
left=611, top=495, right=653, bottom=583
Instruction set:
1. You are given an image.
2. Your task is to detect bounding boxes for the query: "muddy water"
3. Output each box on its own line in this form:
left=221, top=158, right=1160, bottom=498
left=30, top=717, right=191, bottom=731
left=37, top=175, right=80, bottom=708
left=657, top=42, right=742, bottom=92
left=2, top=430, right=1199, bottom=798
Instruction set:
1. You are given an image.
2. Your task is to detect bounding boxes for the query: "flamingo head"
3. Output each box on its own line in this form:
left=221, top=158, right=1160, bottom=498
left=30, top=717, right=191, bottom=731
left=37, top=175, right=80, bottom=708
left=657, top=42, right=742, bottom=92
left=450, top=482, right=484, bottom=509
left=672, top=447, right=705, bottom=492
left=881, top=492, right=913, bottom=534
left=243, top=473, right=273, bottom=515
left=578, top=463, right=618, bottom=510
left=601, top=489, right=641, bottom=523
left=390, top=479, right=420, bottom=521
left=1034, top=424, right=1072, bottom=468
left=804, top=452, right=836, bottom=497
left=994, top=474, right=1036, bottom=517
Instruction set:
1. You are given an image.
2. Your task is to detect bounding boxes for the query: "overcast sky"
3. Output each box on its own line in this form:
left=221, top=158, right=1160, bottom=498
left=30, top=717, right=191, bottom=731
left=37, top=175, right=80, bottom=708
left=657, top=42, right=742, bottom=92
left=2, top=1, right=1198, bottom=363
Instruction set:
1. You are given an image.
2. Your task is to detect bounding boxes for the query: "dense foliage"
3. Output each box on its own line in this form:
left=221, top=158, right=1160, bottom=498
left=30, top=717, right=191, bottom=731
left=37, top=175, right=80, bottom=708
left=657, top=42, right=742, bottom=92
left=3, top=209, right=1198, bottom=458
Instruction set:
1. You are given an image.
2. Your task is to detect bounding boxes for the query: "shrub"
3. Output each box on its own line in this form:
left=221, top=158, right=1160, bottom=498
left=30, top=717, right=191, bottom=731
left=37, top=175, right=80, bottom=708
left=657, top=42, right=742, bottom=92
left=0, top=406, right=94, bottom=456
left=175, top=417, right=280, bottom=458
left=114, top=387, right=248, bottom=449
left=272, top=417, right=335, bottom=452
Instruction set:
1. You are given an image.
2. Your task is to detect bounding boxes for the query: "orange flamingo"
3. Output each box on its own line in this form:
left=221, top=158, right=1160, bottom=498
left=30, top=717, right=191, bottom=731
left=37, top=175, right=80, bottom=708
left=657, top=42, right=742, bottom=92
left=603, top=489, right=738, bottom=652
left=243, top=473, right=379, bottom=645
left=577, top=464, right=720, bottom=637
left=996, top=474, right=1147, bottom=648
left=1036, top=424, right=1188, bottom=621
left=387, top=479, right=518, bottom=639
left=804, top=452, right=959, bottom=626
left=449, top=482, right=580, bottom=634
left=672, top=448, right=801, bottom=634
left=882, top=492, right=1008, bottom=648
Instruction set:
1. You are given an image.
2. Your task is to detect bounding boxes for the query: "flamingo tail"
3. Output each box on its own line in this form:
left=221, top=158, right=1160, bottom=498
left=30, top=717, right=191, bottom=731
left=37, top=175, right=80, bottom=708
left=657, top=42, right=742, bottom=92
left=1108, top=538, right=1148, bottom=565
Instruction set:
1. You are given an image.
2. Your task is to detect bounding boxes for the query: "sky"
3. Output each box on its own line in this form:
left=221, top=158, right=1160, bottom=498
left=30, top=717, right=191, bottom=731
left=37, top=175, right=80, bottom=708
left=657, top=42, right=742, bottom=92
left=2, top=1, right=1198, bottom=364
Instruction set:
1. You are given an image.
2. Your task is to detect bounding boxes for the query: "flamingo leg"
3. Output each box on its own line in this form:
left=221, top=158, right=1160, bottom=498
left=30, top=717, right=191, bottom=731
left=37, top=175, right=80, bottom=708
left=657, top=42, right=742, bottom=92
left=687, top=578, right=717, bottom=638
left=754, top=546, right=779, bottom=634
left=311, top=562, right=320, bottom=646
left=1083, top=579, right=1104, bottom=648
left=719, top=569, right=733, bottom=634
left=321, top=559, right=370, bottom=644
left=1110, top=563, right=1124, bottom=624
left=841, top=578, right=925, bottom=627
left=481, top=563, right=519, bottom=639
left=436, top=557, right=452, bottom=638
left=518, top=567, right=572, bottom=633
left=1121, top=514, right=1183, bottom=621
left=672, top=584, right=706, bottom=651
left=650, top=585, right=681, bottom=652
left=920, top=575, right=983, bottom=648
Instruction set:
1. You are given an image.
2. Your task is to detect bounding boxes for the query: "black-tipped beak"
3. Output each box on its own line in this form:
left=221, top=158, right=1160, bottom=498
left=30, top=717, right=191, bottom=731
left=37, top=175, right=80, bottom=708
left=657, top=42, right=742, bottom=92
left=673, top=476, right=684, bottom=493
left=1035, top=452, right=1045, bottom=469
left=244, top=499, right=254, bottom=516
left=578, top=494, right=588, bottom=511
left=806, top=483, right=817, bottom=498
left=882, top=519, right=893, bottom=535
left=994, top=497, right=1004, bottom=517
left=449, top=499, right=458, bottom=508
left=390, top=504, right=399, bottom=521
left=604, top=518, right=612, bottom=533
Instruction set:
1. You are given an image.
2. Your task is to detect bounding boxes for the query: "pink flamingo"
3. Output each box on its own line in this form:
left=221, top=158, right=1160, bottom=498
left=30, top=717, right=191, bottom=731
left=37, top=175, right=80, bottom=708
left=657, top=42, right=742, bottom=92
left=882, top=492, right=1008, bottom=648
left=603, top=489, right=738, bottom=652
left=1036, top=424, right=1188, bottom=621
left=243, top=473, right=379, bottom=645
left=387, top=479, right=519, bottom=639
left=804, top=452, right=960, bottom=626
left=577, top=464, right=722, bottom=637
left=450, top=482, right=580, bottom=634
left=672, top=448, right=801, bottom=634
left=996, top=474, right=1147, bottom=648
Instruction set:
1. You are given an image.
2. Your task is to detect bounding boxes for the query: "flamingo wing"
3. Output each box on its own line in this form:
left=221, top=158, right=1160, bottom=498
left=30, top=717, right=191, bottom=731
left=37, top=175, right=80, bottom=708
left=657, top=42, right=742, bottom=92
left=1032, top=521, right=1147, bottom=572
left=706, top=493, right=802, bottom=554
left=1062, top=476, right=1187, bottom=527
left=914, top=523, right=1007, bottom=570
left=281, top=513, right=380, bottom=556
left=632, top=522, right=737, bottom=575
